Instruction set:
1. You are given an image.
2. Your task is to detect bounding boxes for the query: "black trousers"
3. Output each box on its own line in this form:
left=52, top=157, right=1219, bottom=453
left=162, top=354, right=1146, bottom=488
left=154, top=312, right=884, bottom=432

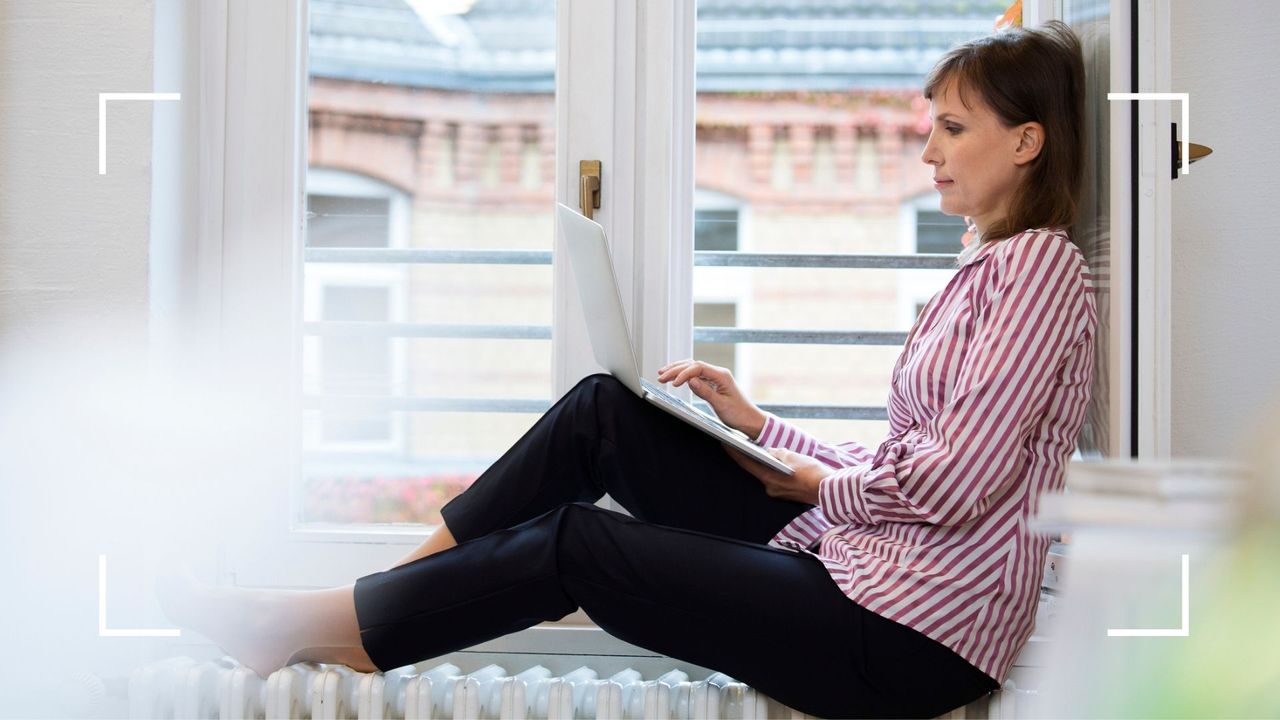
left=353, top=374, right=998, bottom=719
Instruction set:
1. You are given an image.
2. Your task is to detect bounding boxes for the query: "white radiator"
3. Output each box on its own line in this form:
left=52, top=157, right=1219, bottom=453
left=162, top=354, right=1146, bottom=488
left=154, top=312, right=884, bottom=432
left=129, top=656, right=803, bottom=719
left=126, top=655, right=1016, bottom=719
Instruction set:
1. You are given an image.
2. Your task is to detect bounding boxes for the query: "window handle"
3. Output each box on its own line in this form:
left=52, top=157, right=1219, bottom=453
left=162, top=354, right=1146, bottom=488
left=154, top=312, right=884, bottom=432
left=579, top=160, right=601, bottom=219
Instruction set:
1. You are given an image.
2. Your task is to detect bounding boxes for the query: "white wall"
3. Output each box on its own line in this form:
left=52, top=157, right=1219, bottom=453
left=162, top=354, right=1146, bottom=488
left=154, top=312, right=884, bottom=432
left=0, top=0, right=155, bottom=351
left=1170, top=0, right=1280, bottom=457
left=0, top=2, right=157, bottom=714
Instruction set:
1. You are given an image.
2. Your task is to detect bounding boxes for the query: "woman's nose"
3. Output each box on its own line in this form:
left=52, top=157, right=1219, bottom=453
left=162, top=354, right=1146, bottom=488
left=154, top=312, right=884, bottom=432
left=920, top=133, right=940, bottom=165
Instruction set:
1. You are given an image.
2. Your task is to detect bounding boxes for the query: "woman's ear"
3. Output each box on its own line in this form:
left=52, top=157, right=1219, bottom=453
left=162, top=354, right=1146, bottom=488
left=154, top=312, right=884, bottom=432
left=1013, top=122, right=1045, bottom=166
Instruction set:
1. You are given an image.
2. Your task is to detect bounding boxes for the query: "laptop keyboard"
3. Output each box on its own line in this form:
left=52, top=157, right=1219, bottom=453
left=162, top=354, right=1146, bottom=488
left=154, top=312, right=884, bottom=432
left=640, top=378, right=751, bottom=441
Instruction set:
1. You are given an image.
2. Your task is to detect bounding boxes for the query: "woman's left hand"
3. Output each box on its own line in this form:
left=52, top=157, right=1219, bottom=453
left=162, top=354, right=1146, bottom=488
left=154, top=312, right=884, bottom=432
left=724, top=446, right=833, bottom=505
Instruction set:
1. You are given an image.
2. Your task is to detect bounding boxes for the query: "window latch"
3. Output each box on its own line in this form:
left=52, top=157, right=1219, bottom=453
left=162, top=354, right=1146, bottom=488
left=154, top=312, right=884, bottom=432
left=579, top=160, right=602, bottom=219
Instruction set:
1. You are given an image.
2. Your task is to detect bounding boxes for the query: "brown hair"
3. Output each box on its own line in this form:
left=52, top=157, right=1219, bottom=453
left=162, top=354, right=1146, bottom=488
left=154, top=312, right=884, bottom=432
left=923, top=20, right=1086, bottom=244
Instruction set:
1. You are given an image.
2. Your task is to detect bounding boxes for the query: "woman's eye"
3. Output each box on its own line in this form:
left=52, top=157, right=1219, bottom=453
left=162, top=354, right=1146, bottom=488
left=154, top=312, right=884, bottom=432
left=945, top=125, right=962, bottom=135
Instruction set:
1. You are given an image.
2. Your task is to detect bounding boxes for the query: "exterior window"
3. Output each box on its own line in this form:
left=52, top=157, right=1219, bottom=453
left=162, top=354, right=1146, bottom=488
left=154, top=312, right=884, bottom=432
left=695, top=209, right=740, bottom=252
left=319, top=285, right=393, bottom=443
left=694, top=302, right=738, bottom=375
left=693, top=2, right=1008, bottom=443
left=895, top=197, right=964, bottom=331
left=915, top=209, right=968, bottom=254
left=303, top=0, right=556, bottom=527
left=692, top=192, right=748, bottom=385
left=306, top=195, right=391, bottom=249
left=302, top=170, right=409, bottom=456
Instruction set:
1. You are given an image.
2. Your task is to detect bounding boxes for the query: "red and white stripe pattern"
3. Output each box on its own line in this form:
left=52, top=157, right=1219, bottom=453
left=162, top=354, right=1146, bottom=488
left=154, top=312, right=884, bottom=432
left=759, top=228, right=1097, bottom=685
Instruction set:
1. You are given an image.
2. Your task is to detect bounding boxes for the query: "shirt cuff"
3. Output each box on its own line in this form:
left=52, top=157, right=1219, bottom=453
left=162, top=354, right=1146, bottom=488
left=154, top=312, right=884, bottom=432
left=752, top=413, right=777, bottom=445
left=755, top=412, right=818, bottom=456
left=818, top=466, right=869, bottom=526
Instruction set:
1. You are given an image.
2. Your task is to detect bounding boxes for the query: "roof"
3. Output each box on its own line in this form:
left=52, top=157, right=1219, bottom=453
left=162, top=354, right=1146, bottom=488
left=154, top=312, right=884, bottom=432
left=308, top=0, right=1013, bottom=93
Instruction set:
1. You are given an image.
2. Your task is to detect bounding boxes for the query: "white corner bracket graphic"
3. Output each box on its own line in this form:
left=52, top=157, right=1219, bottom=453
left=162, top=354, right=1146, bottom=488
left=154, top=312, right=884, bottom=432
left=1107, top=92, right=1191, bottom=175
left=98, top=92, right=181, bottom=175
left=98, top=554, right=181, bottom=638
left=1107, top=553, right=1190, bottom=637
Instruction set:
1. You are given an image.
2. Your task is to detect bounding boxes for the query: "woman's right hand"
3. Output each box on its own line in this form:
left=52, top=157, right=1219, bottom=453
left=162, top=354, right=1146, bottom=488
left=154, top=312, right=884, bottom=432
left=656, top=359, right=767, bottom=439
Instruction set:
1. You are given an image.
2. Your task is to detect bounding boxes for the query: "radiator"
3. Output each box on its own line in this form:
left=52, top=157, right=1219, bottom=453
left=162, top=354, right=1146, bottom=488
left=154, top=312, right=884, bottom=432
left=129, top=656, right=801, bottom=719
left=126, top=655, right=1016, bottom=719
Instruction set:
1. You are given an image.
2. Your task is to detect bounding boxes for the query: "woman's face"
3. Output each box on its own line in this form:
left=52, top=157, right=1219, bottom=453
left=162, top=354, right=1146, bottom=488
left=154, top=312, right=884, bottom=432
left=920, top=78, right=1038, bottom=236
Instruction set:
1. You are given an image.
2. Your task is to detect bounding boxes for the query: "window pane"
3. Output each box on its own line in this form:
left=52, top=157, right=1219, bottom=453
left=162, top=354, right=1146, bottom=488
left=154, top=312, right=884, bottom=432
left=303, top=0, right=557, bottom=527
left=694, top=302, right=737, bottom=374
left=694, top=209, right=740, bottom=251
left=323, top=285, right=389, bottom=323
left=693, top=1, right=1007, bottom=444
left=916, top=209, right=968, bottom=254
left=306, top=195, right=391, bottom=248
left=320, top=287, right=393, bottom=443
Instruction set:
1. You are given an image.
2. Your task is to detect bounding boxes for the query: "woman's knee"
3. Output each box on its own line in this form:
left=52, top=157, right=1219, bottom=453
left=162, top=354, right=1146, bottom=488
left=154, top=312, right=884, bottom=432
left=565, top=373, right=637, bottom=421
left=549, top=500, right=613, bottom=530
left=569, top=372, right=629, bottom=400
left=547, top=501, right=621, bottom=563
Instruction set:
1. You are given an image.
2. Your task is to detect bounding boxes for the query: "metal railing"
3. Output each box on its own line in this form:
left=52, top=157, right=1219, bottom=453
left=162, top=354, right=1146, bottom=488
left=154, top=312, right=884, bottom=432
left=304, top=247, right=956, bottom=270
left=303, top=247, right=957, bottom=422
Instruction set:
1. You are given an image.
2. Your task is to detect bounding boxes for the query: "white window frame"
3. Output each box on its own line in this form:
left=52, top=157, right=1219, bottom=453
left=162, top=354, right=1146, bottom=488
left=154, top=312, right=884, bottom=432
left=1034, top=0, right=1171, bottom=460
left=1130, top=0, right=1174, bottom=459
left=555, top=1, right=696, bottom=396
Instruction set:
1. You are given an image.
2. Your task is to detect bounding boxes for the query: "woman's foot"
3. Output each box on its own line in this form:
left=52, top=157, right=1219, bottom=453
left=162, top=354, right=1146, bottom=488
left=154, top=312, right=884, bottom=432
left=154, top=565, right=301, bottom=679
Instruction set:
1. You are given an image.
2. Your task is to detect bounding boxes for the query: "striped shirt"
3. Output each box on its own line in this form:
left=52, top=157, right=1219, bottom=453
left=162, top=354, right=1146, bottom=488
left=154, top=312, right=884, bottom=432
left=758, top=228, right=1097, bottom=684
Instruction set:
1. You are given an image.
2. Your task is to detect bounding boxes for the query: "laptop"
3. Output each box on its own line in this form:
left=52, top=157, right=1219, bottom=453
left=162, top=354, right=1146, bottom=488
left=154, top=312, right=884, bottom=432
left=556, top=202, right=794, bottom=476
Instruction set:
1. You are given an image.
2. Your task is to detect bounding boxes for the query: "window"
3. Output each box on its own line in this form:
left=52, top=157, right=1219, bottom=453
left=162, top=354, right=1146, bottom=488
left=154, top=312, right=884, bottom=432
left=300, top=0, right=558, bottom=529
left=694, top=209, right=739, bottom=252
left=895, top=194, right=966, bottom=329
left=306, top=195, right=392, bottom=249
left=693, top=302, right=738, bottom=375
left=318, top=285, right=393, bottom=444
left=302, top=169, right=409, bottom=458
left=692, top=191, right=748, bottom=385
left=915, top=209, right=968, bottom=255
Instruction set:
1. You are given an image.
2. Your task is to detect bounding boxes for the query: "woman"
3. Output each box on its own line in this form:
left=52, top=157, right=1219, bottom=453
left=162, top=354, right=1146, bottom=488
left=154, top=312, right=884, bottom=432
left=159, top=20, right=1093, bottom=719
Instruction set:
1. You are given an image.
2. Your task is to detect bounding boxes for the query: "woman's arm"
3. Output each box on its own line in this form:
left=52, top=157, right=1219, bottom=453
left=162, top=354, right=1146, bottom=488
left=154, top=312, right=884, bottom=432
left=814, top=234, right=1093, bottom=527
left=754, top=413, right=875, bottom=469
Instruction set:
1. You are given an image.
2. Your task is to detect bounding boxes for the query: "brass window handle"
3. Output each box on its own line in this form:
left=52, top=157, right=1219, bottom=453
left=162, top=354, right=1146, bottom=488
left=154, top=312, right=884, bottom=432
left=579, top=160, right=601, bottom=219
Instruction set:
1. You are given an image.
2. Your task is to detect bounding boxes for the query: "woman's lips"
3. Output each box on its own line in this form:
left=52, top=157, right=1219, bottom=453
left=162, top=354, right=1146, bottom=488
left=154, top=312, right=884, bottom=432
left=933, top=179, right=953, bottom=189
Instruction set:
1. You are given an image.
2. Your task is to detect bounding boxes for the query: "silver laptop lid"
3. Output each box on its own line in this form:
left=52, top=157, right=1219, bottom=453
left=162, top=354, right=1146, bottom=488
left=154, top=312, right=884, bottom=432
left=556, top=203, right=645, bottom=396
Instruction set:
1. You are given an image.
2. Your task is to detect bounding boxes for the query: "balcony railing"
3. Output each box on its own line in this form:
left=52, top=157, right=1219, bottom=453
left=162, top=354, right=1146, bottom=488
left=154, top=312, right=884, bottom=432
left=303, top=247, right=958, bottom=423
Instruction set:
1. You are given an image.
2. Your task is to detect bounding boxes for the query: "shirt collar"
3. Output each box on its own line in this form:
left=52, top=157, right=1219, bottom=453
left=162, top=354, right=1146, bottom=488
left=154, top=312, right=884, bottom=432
left=958, top=228, right=1070, bottom=268
left=957, top=238, right=1001, bottom=268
